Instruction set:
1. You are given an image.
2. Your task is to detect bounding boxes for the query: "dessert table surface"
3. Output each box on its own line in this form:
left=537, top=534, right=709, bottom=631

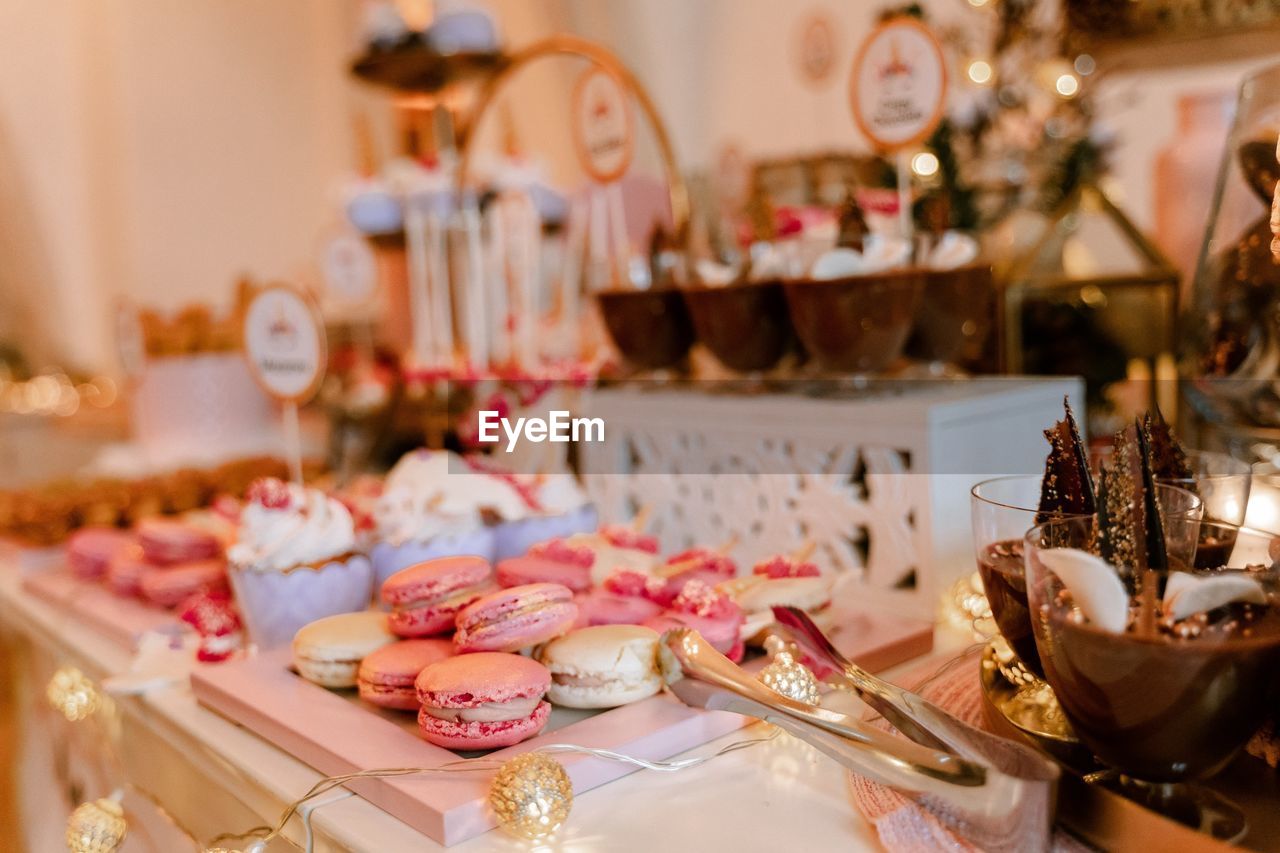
left=0, top=558, right=965, bottom=852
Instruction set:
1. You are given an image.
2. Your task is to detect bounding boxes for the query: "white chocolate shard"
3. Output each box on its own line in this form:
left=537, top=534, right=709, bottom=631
left=1039, top=548, right=1130, bottom=633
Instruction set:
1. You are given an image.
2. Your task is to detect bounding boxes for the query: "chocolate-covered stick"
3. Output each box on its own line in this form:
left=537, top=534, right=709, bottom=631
left=1036, top=398, right=1096, bottom=523
left=1097, top=420, right=1169, bottom=633
left=1144, top=408, right=1194, bottom=486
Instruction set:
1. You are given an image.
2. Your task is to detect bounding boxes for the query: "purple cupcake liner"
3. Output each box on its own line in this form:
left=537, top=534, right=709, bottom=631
left=369, top=526, right=497, bottom=593
left=230, top=554, right=374, bottom=650
left=492, top=504, right=599, bottom=561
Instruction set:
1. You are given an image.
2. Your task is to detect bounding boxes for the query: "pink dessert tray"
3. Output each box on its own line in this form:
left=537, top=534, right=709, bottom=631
left=22, top=566, right=182, bottom=649
left=191, top=607, right=932, bottom=846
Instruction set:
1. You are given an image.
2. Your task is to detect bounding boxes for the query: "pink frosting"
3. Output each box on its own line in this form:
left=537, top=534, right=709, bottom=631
left=527, top=538, right=595, bottom=568
left=599, top=525, right=660, bottom=554
left=670, top=579, right=742, bottom=620
left=664, top=548, right=737, bottom=578
left=752, top=556, right=821, bottom=579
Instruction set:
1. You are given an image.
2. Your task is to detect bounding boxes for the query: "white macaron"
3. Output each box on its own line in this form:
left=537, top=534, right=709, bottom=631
left=537, top=625, right=663, bottom=709
left=293, top=611, right=396, bottom=688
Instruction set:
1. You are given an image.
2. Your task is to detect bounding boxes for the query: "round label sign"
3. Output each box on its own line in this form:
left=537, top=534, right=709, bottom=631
left=242, top=283, right=326, bottom=403
left=320, top=231, right=376, bottom=304
left=850, top=17, right=947, bottom=152
left=796, top=12, right=838, bottom=87
left=571, top=67, right=635, bottom=184
left=115, top=299, right=146, bottom=380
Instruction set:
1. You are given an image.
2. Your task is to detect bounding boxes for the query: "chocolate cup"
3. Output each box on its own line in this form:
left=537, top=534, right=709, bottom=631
left=596, top=287, right=695, bottom=370
left=682, top=280, right=794, bottom=372
left=906, top=262, right=995, bottom=364
left=783, top=269, right=924, bottom=373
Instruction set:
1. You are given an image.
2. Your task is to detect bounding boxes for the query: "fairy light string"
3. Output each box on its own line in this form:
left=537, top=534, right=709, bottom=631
left=206, top=728, right=782, bottom=850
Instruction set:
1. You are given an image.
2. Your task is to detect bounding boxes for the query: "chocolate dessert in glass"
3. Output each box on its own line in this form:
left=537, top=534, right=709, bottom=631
left=1145, top=410, right=1253, bottom=569
left=972, top=403, right=1202, bottom=679
left=1025, top=424, right=1277, bottom=839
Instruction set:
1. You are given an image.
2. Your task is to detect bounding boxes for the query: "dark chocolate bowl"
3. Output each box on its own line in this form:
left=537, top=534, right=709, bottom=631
left=783, top=268, right=924, bottom=373
left=1026, top=518, right=1280, bottom=783
left=682, top=279, right=794, bottom=372
left=596, top=287, right=695, bottom=370
left=906, top=262, right=994, bottom=364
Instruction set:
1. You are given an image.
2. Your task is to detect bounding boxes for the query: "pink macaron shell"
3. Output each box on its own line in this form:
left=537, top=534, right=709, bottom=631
left=388, top=589, right=488, bottom=638
left=369, top=527, right=497, bottom=591
left=67, top=527, right=135, bottom=579
left=495, top=556, right=592, bottom=593
left=105, top=547, right=151, bottom=597
left=417, top=699, right=550, bottom=749
left=453, top=583, right=578, bottom=653
left=358, top=639, right=454, bottom=710
left=415, top=651, right=550, bottom=705
left=136, top=519, right=222, bottom=566
left=382, top=556, right=494, bottom=638
left=139, top=559, right=228, bottom=608
left=573, top=590, right=662, bottom=627
left=381, top=556, right=493, bottom=607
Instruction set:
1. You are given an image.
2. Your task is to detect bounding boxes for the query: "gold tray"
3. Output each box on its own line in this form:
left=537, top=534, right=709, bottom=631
left=979, top=640, right=1280, bottom=851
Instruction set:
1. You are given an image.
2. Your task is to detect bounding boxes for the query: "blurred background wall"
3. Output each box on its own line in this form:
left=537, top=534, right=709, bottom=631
left=0, top=0, right=1275, bottom=372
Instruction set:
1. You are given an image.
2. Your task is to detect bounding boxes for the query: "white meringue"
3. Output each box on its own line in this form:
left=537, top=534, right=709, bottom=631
left=1163, top=572, right=1266, bottom=622
left=1038, top=548, right=1130, bottom=633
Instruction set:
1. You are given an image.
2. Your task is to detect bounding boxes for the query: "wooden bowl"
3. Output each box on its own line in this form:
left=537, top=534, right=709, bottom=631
left=906, top=263, right=995, bottom=364
left=783, top=269, right=924, bottom=373
left=682, top=280, right=794, bottom=372
left=596, top=287, right=695, bottom=370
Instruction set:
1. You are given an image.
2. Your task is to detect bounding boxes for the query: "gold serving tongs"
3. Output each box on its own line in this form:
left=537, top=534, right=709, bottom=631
left=660, top=614, right=1059, bottom=853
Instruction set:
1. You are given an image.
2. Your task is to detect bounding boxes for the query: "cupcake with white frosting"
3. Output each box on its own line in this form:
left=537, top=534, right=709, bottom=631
left=228, top=478, right=374, bottom=649
left=369, top=450, right=506, bottom=585
left=490, top=469, right=597, bottom=560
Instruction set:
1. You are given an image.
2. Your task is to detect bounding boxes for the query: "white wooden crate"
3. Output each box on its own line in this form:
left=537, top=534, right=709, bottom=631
left=577, top=378, right=1084, bottom=619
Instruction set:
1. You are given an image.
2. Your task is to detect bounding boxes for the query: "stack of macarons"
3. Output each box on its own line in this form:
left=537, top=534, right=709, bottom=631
left=80, top=516, right=229, bottom=608
left=285, top=532, right=837, bottom=753
left=66, top=527, right=135, bottom=580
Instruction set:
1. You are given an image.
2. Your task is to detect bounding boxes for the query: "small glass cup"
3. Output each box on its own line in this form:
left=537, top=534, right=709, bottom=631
left=1156, top=450, right=1252, bottom=568
left=1025, top=517, right=1280, bottom=838
left=971, top=477, right=1203, bottom=677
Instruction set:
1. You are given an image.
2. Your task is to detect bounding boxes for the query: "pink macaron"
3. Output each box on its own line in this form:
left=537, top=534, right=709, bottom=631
left=453, top=583, right=578, bottom=653
left=644, top=579, right=745, bottom=662
left=136, top=518, right=222, bottom=566
left=495, top=556, right=592, bottom=593
left=415, top=652, right=551, bottom=749
left=574, top=589, right=662, bottom=627
left=139, top=559, right=228, bottom=608
left=381, top=556, right=494, bottom=638
left=105, top=544, right=151, bottom=597
left=358, top=638, right=454, bottom=710
left=67, top=527, right=135, bottom=580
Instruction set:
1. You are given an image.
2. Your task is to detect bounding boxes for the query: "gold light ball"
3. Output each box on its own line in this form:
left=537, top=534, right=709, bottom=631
left=66, top=798, right=127, bottom=853
left=47, top=666, right=100, bottom=722
left=759, top=651, right=821, bottom=705
left=489, top=752, right=573, bottom=841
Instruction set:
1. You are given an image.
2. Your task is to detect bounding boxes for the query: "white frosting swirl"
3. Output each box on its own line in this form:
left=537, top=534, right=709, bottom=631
left=375, top=450, right=534, bottom=546
left=229, top=485, right=356, bottom=573
left=526, top=473, right=589, bottom=514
